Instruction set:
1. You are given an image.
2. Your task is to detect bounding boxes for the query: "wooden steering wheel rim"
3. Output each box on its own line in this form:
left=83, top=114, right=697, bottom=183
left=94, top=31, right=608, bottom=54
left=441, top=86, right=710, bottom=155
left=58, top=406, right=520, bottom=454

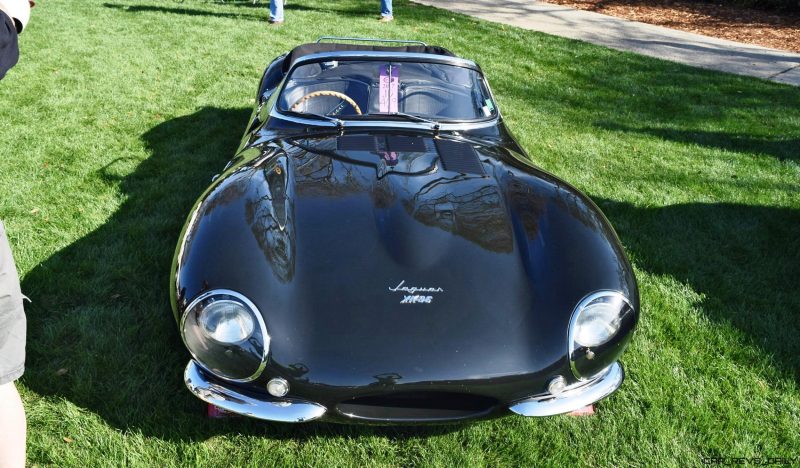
left=290, top=90, right=363, bottom=115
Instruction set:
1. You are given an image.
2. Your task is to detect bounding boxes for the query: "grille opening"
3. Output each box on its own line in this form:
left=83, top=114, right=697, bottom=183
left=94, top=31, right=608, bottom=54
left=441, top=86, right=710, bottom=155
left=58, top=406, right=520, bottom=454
left=337, top=392, right=498, bottom=421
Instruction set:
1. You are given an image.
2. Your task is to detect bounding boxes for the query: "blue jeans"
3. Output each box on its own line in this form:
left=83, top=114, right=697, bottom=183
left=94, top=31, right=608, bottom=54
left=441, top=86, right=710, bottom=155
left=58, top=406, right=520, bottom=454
left=270, top=0, right=284, bottom=21
left=381, top=0, right=392, bottom=17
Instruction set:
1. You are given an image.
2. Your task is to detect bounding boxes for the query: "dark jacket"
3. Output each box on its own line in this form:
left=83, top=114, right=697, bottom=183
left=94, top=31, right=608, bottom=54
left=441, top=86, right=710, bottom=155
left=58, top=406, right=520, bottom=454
left=0, top=10, right=19, bottom=80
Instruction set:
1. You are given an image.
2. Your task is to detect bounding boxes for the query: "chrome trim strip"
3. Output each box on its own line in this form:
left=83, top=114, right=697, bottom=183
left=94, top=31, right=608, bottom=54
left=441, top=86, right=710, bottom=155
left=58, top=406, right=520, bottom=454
left=568, top=290, right=633, bottom=381
left=316, top=36, right=428, bottom=46
left=184, top=361, right=327, bottom=423
left=509, top=362, right=624, bottom=417
left=180, top=289, right=270, bottom=383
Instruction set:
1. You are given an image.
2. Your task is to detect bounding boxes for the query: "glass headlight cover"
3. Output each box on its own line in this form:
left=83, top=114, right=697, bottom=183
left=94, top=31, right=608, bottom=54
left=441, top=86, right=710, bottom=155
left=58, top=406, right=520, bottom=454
left=199, top=299, right=255, bottom=344
left=574, top=299, right=624, bottom=347
left=181, top=290, right=269, bottom=382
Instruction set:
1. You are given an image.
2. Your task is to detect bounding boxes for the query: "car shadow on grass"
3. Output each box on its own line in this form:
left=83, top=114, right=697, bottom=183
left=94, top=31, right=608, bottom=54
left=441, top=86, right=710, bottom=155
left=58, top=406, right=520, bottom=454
left=19, top=106, right=462, bottom=441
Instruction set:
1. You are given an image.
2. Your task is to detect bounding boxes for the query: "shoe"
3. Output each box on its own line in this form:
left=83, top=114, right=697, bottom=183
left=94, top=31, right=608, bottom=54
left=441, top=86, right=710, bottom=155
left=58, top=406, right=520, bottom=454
left=268, top=18, right=284, bottom=25
left=378, top=15, right=393, bottom=22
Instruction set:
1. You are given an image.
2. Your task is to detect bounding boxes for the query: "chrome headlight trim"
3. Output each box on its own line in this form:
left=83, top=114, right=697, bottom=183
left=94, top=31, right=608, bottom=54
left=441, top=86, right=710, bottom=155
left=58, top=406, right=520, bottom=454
left=568, top=290, right=633, bottom=381
left=180, top=289, right=270, bottom=383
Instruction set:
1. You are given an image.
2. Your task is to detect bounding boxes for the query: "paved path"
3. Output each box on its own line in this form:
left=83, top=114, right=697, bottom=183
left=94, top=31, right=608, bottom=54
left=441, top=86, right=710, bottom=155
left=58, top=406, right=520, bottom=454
left=411, top=0, right=800, bottom=86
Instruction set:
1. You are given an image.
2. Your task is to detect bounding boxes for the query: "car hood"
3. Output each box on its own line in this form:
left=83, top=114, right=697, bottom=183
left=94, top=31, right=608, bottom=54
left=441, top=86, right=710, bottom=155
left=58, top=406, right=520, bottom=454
left=174, top=132, right=637, bottom=387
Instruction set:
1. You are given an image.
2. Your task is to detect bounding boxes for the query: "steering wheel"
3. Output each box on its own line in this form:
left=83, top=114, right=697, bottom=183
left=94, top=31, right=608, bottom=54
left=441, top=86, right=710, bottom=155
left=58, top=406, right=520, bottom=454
left=290, top=91, right=363, bottom=115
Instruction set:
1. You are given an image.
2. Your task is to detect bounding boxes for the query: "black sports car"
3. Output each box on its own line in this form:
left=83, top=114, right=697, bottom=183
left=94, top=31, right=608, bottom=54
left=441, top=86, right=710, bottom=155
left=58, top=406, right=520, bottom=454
left=171, top=38, right=639, bottom=424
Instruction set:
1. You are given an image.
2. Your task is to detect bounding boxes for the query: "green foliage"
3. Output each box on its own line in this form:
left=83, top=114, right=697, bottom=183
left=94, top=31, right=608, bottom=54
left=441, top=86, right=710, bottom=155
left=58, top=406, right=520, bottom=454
left=1, top=0, right=799, bottom=466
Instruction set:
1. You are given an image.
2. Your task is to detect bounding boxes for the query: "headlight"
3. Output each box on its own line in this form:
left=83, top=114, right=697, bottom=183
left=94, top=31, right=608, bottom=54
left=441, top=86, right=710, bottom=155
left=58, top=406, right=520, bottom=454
left=199, top=300, right=255, bottom=344
left=181, top=290, right=269, bottom=382
left=573, top=295, right=625, bottom=347
left=569, top=291, right=637, bottom=380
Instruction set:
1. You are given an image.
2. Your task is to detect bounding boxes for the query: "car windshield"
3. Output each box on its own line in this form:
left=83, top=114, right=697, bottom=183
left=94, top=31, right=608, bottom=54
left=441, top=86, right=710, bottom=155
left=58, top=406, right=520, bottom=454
left=278, top=60, right=496, bottom=122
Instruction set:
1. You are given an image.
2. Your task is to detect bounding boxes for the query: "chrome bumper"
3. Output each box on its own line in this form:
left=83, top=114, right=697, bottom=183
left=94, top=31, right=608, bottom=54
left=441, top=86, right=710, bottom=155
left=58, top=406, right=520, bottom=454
left=509, top=362, right=624, bottom=417
left=184, top=361, right=326, bottom=423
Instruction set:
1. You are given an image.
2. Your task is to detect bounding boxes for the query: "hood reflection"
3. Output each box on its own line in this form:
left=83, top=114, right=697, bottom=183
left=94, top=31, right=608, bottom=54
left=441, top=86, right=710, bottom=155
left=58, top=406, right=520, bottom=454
left=408, top=174, right=513, bottom=253
left=198, top=151, right=297, bottom=283
left=245, top=155, right=295, bottom=283
left=292, top=142, right=513, bottom=253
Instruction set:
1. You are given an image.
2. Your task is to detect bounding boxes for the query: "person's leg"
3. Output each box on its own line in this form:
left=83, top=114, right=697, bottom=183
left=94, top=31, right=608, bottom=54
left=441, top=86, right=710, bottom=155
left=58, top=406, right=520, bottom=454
left=380, top=0, right=393, bottom=18
left=269, top=0, right=284, bottom=23
left=0, top=382, right=26, bottom=468
left=0, top=222, right=26, bottom=468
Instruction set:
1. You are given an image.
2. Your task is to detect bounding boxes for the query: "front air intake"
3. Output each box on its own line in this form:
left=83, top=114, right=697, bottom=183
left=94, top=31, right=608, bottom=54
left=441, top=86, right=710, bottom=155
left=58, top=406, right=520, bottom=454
left=435, top=140, right=485, bottom=175
left=337, top=391, right=497, bottom=422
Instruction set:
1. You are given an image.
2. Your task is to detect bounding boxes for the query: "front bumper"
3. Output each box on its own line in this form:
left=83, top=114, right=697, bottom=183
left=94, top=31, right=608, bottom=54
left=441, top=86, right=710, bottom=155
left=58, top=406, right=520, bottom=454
left=508, top=363, right=624, bottom=416
left=184, top=360, right=624, bottom=423
left=184, top=361, right=327, bottom=422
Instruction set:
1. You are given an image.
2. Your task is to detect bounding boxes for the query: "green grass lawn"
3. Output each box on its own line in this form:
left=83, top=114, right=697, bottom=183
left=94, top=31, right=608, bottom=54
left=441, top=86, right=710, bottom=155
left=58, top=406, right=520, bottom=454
left=1, top=0, right=799, bottom=466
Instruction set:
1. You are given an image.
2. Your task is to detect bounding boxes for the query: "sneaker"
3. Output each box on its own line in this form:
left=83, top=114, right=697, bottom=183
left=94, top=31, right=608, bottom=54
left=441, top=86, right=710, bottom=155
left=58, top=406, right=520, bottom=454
left=268, top=18, right=284, bottom=25
left=378, top=15, right=393, bottom=22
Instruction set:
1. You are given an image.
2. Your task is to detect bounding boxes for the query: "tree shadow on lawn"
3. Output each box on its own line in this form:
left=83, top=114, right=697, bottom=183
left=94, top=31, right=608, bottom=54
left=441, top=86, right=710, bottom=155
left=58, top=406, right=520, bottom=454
left=103, top=3, right=266, bottom=21
left=595, top=198, right=800, bottom=381
left=103, top=1, right=383, bottom=21
left=487, top=33, right=800, bottom=164
left=596, top=122, right=800, bottom=162
left=19, top=107, right=462, bottom=441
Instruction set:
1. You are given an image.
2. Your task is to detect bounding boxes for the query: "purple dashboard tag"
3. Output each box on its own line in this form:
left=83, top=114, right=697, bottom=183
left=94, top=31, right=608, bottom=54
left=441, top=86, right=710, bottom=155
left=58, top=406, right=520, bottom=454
left=379, top=65, right=399, bottom=113
left=379, top=65, right=390, bottom=113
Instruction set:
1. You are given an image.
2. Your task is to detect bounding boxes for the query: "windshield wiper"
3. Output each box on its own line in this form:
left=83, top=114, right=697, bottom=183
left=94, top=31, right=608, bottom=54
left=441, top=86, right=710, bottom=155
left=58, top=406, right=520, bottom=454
left=360, top=112, right=437, bottom=124
left=380, top=112, right=437, bottom=124
left=351, top=112, right=441, bottom=134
